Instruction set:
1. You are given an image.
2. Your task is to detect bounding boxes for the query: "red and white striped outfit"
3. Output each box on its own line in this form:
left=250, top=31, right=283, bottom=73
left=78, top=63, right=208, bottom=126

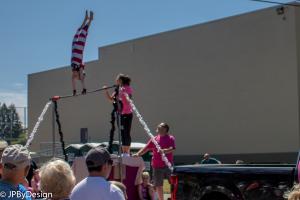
left=71, top=25, right=89, bottom=67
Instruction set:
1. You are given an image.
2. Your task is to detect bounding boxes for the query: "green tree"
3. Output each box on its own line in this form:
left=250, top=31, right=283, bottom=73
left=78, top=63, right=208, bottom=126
left=0, top=103, right=23, bottom=141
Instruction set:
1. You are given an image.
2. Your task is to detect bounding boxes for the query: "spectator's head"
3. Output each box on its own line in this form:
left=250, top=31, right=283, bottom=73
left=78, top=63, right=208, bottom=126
left=157, top=122, right=170, bottom=135
left=142, top=171, right=151, bottom=185
left=110, top=181, right=127, bottom=200
left=0, top=140, right=8, bottom=176
left=39, top=159, right=75, bottom=200
left=287, top=184, right=300, bottom=200
left=116, top=74, right=131, bottom=86
left=85, top=147, right=113, bottom=179
left=1, top=144, right=31, bottom=185
left=0, top=140, right=8, bottom=159
left=203, top=153, right=210, bottom=160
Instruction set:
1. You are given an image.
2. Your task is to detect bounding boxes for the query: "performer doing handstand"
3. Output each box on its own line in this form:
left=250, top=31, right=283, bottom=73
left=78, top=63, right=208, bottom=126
left=71, top=10, right=93, bottom=96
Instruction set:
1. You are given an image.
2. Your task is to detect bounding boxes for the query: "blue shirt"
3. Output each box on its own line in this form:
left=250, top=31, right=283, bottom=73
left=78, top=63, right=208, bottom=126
left=0, top=181, right=32, bottom=200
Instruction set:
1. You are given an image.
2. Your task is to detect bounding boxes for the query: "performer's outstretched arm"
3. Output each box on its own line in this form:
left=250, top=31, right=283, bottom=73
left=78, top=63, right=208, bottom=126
left=103, top=86, right=115, bottom=102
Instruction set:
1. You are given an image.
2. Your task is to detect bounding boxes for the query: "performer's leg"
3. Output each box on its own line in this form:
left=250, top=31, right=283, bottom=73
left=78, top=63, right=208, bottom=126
left=121, top=114, right=133, bottom=154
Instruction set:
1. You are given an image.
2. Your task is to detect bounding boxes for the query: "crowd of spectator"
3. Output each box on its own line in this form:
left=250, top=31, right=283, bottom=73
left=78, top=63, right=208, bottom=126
left=0, top=122, right=176, bottom=200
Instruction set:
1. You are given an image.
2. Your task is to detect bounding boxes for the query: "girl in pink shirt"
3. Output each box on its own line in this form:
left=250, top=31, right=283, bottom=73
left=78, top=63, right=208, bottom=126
left=104, top=74, right=133, bottom=155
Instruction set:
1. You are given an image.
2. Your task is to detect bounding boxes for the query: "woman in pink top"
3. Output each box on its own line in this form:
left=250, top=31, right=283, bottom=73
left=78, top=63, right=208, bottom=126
left=104, top=74, right=133, bottom=155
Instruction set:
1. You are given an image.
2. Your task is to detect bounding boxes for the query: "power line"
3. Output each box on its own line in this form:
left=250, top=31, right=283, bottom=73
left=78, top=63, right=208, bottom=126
left=250, top=0, right=300, bottom=7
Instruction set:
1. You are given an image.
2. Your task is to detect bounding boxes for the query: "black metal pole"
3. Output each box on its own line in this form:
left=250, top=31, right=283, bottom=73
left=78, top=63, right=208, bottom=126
left=52, top=102, right=56, bottom=157
left=52, top=101, right=68, bottom=161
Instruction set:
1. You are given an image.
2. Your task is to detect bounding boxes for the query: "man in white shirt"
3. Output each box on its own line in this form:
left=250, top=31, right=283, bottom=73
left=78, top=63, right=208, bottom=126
left=70, top=147, right=125, bottom=200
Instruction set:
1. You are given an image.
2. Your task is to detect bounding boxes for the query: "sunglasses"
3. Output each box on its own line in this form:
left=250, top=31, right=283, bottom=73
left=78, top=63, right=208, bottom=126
left=4, top=163, right=17, bottom=170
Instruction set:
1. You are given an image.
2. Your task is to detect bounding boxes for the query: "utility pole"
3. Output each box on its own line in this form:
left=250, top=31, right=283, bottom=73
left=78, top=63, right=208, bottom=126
left=24, top=107, right=27, bottom=130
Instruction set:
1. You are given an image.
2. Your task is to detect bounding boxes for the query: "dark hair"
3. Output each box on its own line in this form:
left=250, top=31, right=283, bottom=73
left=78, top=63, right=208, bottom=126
left=86, top=161, right=103, bottom=172
left=117, top=74, right=131, bottom=86
left=161, top=123, right=170, bottom=133
left=86, top=159, right=113, bottom=173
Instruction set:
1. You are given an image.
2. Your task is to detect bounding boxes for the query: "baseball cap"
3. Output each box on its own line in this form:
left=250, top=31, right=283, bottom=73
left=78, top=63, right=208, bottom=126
left=85, top=147, right=112, bottom=168
left=1, top=144, right=31, bottom=169
left=0, top=140, right=8, bottom=151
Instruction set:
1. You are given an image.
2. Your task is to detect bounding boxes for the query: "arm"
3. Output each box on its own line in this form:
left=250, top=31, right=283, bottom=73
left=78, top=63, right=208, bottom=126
left=134, top=139, right=153, bottom=157
left=161, top=147, right=175, bottom=154
left=105, top=91, right=115, bottom=102
left=103, top=86, right=115, bottom=102
left=138, top=185, right=144, bottom=200
left=135, top=146, right=149, bottom=157
left=149, top=185, right=155, bottom=200
left=160, top=136, right=175, bottom=154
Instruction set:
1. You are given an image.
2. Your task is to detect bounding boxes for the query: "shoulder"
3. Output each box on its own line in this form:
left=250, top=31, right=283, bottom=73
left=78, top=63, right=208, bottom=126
left=18, top=184, right=32, bottom=200
left=168, top=134, right=175, bottom=140
left=70, top=178, right=88, bottom=197
left=212, top=158, right=220, bottom=163
left=0, top=181, right=15, bottom=192
left=73, top=178, right=87, bottom=188
left=110, top=183, right=121, bottom=192
left=18, top=184, right=27, bottom=191
left=110, top=184, right=125, bottom=199
left=125, top=86, right=133, bottom=93
left=152, top=136, right=159, bottom=142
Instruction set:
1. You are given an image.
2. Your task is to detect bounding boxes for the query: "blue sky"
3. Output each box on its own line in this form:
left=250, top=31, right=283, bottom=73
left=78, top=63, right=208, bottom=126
left=0, top=0, right=292, bottom=107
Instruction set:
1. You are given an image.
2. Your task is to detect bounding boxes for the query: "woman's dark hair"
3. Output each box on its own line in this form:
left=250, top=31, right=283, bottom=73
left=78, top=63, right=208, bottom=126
left=117, top=74, right=131, bottom=86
